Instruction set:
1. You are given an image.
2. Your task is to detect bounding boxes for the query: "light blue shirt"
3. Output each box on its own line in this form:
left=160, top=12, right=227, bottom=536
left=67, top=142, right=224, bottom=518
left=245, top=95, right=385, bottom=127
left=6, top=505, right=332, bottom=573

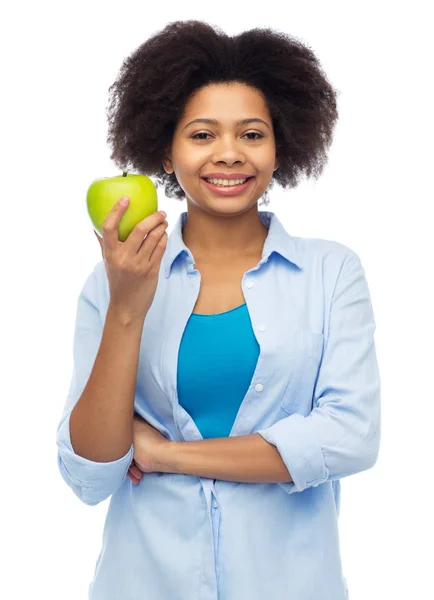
left=56, top=210, right=381, bottom=600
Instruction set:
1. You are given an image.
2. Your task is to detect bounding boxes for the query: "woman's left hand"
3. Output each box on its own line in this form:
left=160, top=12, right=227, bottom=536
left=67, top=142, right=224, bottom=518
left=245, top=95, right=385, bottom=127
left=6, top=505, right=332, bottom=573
left=127, top=415, right=173, bottom=484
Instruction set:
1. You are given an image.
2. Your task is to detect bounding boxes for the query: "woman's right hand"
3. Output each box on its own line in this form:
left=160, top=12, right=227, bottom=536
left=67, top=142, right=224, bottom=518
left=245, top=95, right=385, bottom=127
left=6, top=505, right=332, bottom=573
left=127, top=459, right=144, bottom=485
left=94, top=196, right=168, bottom=321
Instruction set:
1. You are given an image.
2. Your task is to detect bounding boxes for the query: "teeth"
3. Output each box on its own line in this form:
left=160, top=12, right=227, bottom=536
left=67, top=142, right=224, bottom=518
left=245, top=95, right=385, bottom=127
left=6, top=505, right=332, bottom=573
left=205, top=178, right=249, bottom=186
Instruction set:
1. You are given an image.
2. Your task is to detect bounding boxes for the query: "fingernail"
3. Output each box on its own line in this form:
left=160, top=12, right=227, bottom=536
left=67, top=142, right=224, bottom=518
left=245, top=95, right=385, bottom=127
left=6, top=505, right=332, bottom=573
left=158, top=210, right=167, bottom=217
left=121, top=197, right=129, bottom=205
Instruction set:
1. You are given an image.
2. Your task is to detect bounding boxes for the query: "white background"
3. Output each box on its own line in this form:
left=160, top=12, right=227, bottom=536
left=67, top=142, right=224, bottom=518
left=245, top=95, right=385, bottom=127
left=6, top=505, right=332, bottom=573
left=1, top=1, right=432, bottom=598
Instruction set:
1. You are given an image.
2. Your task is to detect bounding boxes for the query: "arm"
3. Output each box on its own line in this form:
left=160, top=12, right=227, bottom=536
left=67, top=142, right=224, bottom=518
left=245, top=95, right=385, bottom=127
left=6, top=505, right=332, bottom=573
left=69, top=303, right=144, bottom=462
left=165, top=433, right=293, bottom=483
left=56, top=267, right=145, bottom=505
left=256, top=251, right=381, bottom=494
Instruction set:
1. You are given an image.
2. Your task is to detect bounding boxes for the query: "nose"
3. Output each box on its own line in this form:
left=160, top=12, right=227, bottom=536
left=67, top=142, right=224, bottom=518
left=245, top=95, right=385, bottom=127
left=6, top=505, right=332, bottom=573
left=212, top=146, right=246, bottom=166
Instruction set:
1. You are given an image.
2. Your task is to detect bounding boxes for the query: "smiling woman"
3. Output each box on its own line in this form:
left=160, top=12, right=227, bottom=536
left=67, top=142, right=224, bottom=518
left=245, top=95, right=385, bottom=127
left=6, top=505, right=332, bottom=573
left=54, top=19, right=377, bottom=600
left=105, top=21, right=339, bottom=260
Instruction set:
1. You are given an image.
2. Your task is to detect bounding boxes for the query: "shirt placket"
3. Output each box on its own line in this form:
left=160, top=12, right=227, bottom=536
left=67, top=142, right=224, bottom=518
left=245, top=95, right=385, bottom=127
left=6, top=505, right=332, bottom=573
left=211, top=481, right=221, bottom=590
left=201, top=478, right=221, bottom=597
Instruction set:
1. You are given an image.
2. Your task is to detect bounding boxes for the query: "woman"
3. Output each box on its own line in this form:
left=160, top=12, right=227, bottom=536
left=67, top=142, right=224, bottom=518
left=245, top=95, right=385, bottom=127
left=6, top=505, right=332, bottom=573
left=56, top=20, right=381, bottom=600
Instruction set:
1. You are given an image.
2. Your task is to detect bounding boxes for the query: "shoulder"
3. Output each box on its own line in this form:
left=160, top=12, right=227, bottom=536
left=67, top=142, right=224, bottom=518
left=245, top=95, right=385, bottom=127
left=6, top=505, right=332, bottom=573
left=78, top=260, right=108, bottom=306
left=292, top=236, right=363, bottom=287
left=80, top=260, right=105, bottom=289
left=93, top=259, right=106, bottom=281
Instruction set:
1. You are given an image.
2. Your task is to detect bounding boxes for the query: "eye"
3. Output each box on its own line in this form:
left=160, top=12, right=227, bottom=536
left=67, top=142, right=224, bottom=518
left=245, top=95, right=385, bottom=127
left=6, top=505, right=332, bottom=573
left=190, top=131, right=264, bottom=140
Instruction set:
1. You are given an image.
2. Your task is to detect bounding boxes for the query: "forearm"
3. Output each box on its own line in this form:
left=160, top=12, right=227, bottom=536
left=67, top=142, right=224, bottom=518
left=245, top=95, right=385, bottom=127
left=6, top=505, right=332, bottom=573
left=167, top=434, right=293, bottom=484
left=70, top=304, right=145, bottom=462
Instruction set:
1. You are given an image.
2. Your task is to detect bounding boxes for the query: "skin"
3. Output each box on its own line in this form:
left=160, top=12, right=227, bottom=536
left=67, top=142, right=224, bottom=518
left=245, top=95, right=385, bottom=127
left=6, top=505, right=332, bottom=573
left=162, top=81, right=280, bottom=261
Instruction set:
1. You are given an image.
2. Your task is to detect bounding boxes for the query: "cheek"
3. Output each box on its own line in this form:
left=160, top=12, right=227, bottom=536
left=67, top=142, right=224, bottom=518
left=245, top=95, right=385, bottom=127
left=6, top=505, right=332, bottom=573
left=174, top=159, right=205, bottom=184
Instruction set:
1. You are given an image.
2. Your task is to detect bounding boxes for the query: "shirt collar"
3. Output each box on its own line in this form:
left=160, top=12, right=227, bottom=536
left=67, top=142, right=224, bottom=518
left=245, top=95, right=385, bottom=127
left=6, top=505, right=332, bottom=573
left=163, top=211, right=303, bottom=279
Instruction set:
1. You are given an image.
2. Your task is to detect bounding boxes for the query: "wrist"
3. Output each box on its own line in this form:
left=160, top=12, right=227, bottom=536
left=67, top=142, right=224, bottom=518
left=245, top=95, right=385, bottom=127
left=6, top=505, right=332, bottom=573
left=107, top=302, right=147, bottom=327
left=160, top=441, right=180, bottom=474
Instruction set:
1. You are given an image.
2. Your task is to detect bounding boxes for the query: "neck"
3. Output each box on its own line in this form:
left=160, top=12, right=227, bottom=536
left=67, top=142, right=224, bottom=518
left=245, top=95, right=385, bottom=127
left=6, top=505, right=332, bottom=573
left=182, top=208, right=269, bottom=261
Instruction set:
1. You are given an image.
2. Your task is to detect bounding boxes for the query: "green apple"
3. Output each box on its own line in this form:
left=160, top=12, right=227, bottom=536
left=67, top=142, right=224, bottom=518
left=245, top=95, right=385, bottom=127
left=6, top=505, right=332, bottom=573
left=86, top=172, right=159, bottom=242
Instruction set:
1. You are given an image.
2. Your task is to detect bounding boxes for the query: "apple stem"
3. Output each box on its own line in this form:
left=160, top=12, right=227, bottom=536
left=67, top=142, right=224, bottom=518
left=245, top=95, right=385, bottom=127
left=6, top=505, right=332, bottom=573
left=122, top=171, right=128, bottom=177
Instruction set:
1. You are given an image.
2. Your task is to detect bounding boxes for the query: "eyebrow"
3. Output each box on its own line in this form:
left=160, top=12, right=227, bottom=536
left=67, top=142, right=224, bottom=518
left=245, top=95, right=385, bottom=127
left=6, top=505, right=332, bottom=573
left=183, top=118, right=270, bottom=130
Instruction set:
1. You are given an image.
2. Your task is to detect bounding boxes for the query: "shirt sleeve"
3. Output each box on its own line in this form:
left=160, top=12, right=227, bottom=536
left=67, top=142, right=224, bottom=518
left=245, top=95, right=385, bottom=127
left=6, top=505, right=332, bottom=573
left=256, top=250, right=381, bottom=494
left=55, top=265, right=134, bottom=506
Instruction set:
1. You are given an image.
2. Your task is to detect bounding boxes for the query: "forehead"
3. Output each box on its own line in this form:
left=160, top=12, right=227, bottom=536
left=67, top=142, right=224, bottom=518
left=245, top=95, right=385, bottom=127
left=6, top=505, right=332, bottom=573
left=180, top=82, right=269, bottom=121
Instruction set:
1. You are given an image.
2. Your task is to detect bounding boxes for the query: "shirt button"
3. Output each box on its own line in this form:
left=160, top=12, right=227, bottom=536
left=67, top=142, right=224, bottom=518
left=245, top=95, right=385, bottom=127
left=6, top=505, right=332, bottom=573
left=212, top=500, right=218, bottom=509
left=245, top=280, right=254, bottom=288
left=257, top=324, right=267, bottom=332
left=255, top=383, right=264, bottom=392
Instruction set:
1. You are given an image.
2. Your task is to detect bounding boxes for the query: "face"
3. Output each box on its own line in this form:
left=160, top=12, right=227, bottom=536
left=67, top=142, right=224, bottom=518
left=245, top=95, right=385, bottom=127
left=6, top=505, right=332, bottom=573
left=162, top=82, right=279, bottom=216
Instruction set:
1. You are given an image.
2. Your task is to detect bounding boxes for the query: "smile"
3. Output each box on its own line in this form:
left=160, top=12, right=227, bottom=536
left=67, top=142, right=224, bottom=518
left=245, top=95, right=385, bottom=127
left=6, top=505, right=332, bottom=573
left=201, top=176, right=255, bottom=196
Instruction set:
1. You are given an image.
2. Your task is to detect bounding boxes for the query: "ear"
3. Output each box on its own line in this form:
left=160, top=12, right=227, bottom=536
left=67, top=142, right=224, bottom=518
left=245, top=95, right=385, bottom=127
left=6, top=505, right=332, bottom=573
left=162, top=149, right=174, bottom=174
left=162, top=161, right=173, bottom=174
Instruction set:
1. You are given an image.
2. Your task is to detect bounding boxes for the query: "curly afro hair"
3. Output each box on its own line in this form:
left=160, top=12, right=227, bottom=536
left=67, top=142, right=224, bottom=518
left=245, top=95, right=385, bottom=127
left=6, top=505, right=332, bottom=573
left=106, top=20, right=339, bottom=206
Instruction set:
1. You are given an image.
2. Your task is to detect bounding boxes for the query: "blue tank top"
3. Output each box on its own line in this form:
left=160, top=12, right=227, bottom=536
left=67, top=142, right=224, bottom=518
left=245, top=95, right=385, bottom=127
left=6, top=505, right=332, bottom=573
left=177, top=303, right=260, bottom=439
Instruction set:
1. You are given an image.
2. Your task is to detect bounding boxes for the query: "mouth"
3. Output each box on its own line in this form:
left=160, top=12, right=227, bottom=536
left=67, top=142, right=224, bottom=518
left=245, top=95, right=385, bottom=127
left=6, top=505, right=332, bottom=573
left=200, top=176, right=256, bottom=196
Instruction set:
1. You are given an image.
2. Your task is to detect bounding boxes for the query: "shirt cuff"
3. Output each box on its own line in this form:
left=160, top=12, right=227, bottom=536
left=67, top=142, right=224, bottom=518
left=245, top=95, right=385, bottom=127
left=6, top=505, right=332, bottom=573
left=257, top=413, right=329, bottom=495
left=56, top=411, right=134, bottom=503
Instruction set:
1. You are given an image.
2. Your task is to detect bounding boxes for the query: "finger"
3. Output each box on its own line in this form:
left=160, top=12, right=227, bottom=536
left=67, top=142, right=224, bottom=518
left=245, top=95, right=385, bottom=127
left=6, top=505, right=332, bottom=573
left=129, top=464, right=143, bottom=479
left=147, top=228, right=168, bottom=264
left=127, top=212, right=168, bottom=256
left=100, top=196, right=133, bottom=251
left=127, top=469, right=140, bottom=485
